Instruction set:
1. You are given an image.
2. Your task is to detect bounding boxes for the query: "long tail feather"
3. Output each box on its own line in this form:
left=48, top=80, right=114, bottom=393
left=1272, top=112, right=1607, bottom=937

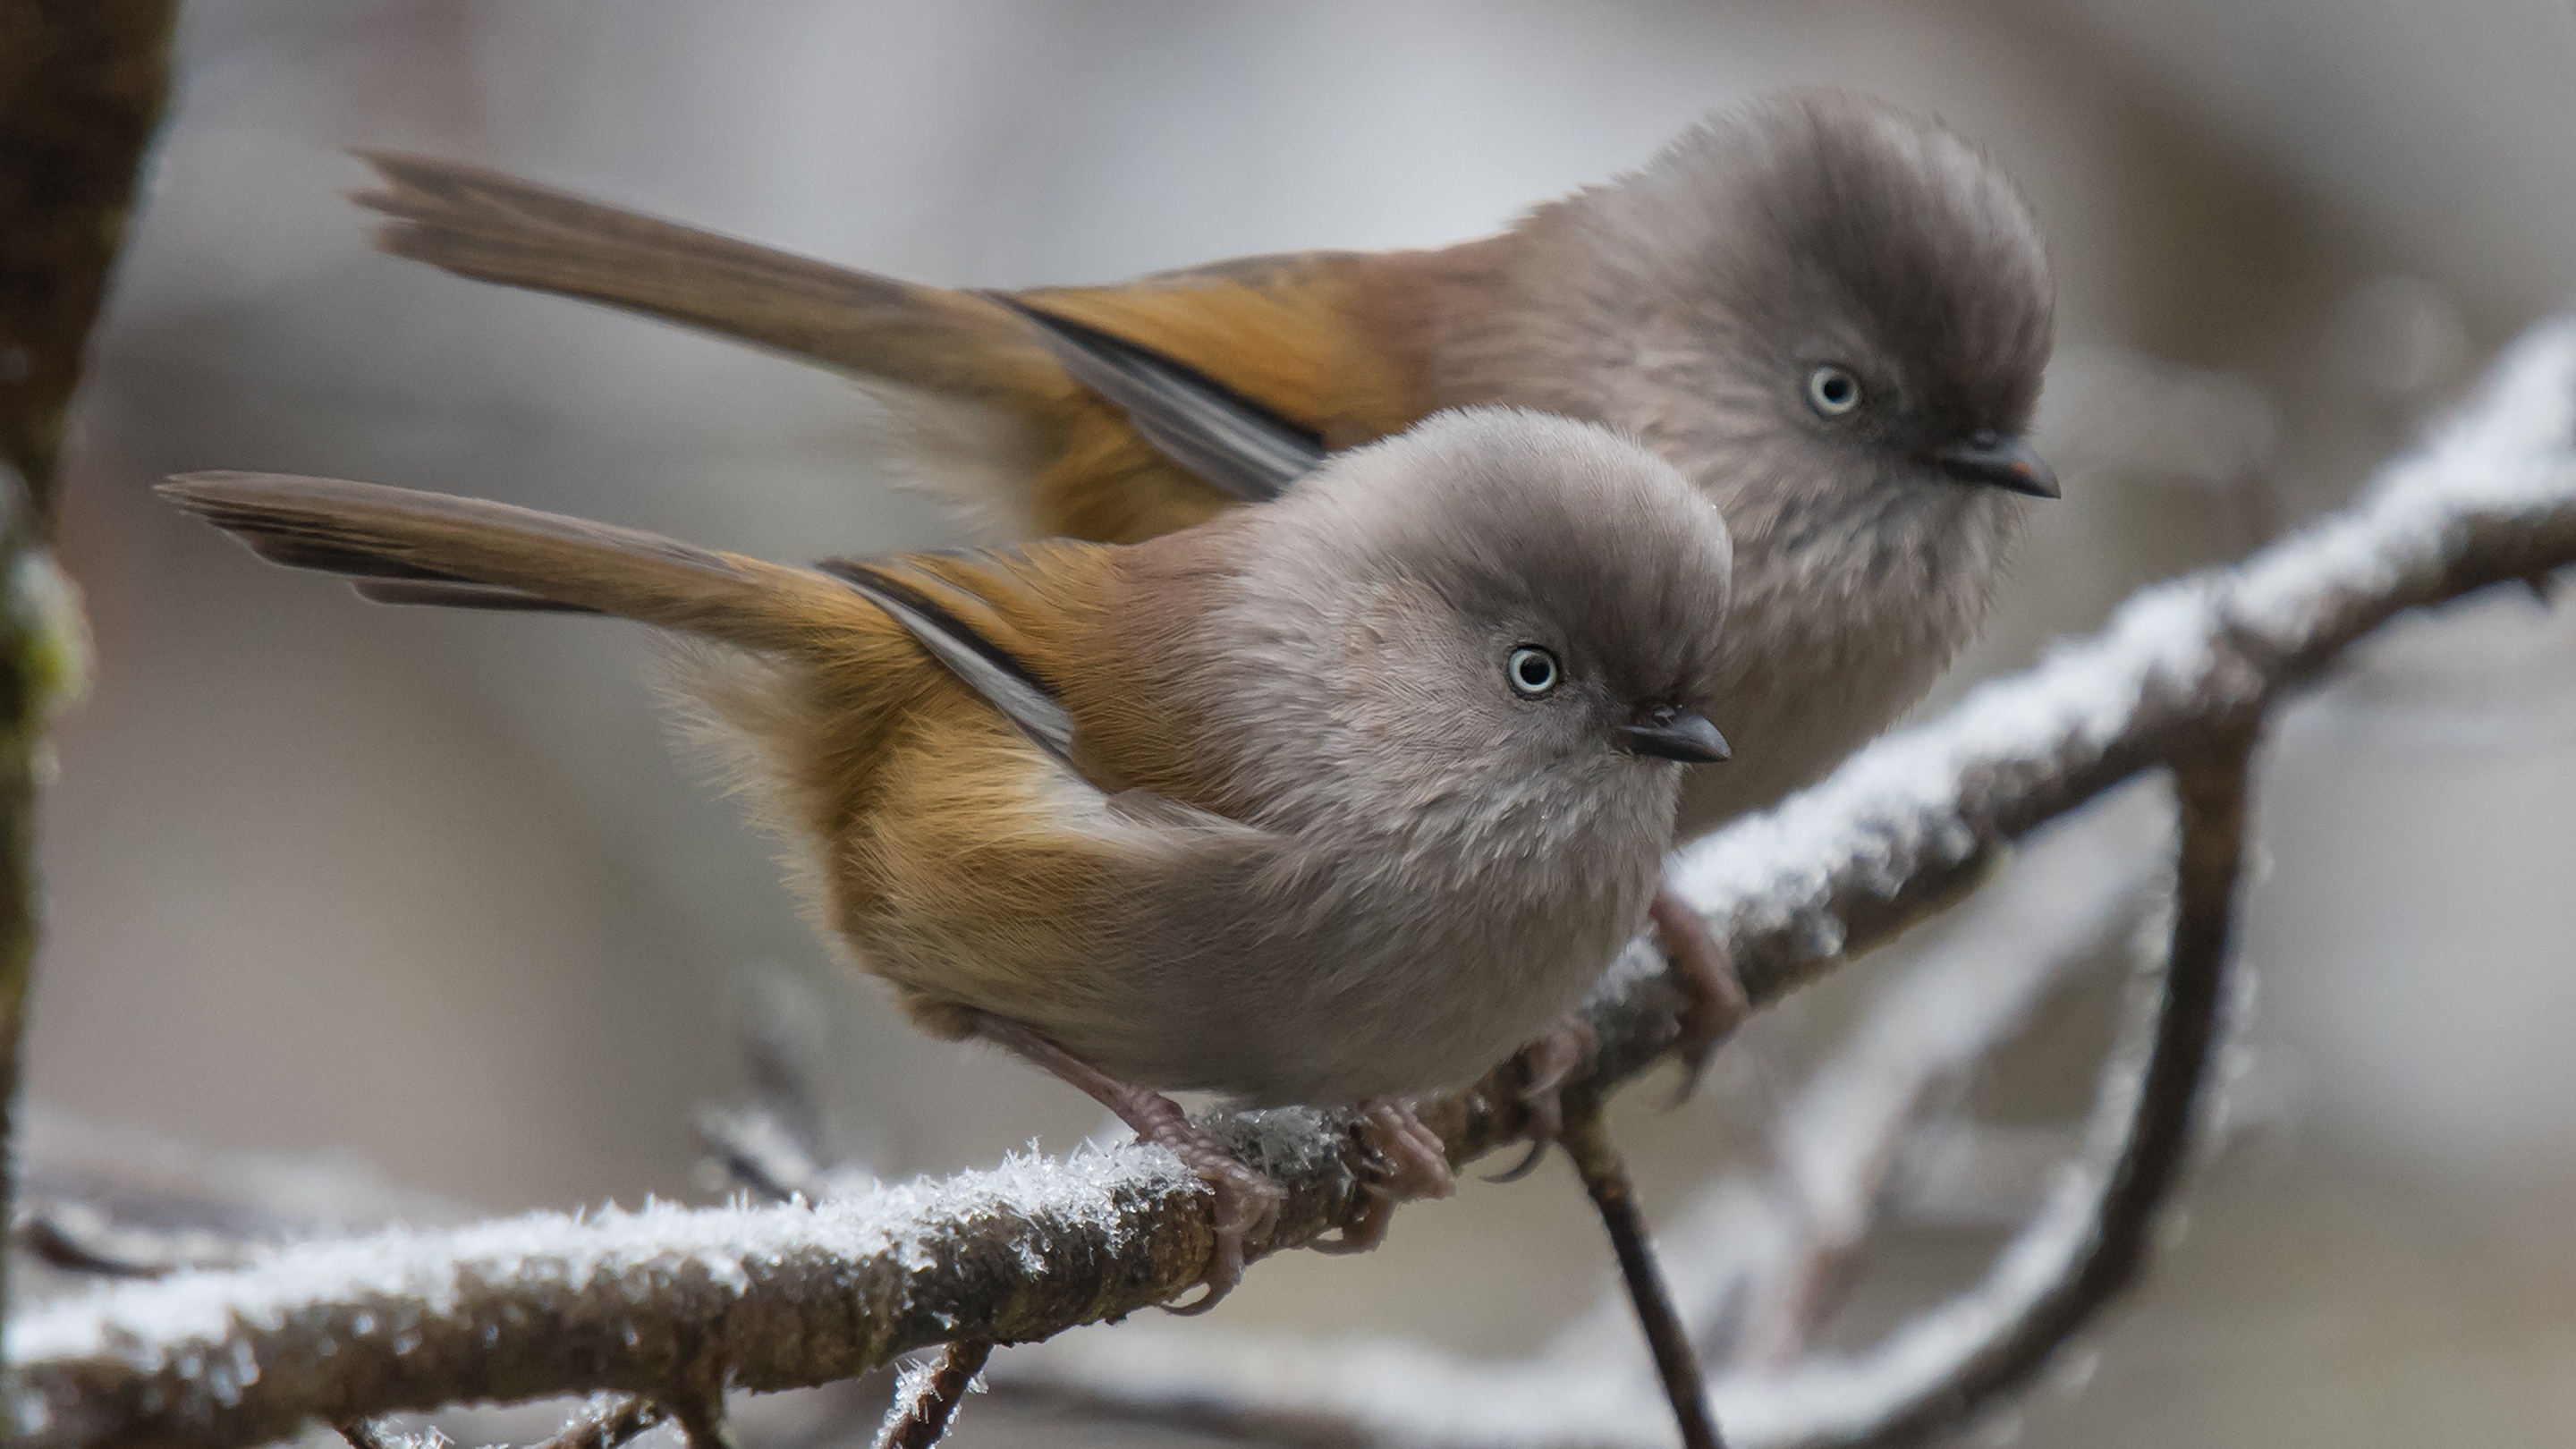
left=353, top=153, right=1064, bottom=411
left=161, top=472, right=869, bottom=654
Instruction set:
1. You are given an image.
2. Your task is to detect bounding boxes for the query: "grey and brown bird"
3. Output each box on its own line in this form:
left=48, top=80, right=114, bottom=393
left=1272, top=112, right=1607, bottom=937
left=354, top=86, right=2056, bottom=1072
left=163, top=407, right=1737, bottom=1305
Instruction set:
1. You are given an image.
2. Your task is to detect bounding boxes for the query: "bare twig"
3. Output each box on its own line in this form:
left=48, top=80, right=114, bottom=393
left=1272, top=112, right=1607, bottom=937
left=12, top=321, right=2576, bottom=1449
left=1562, top=1109, right=1724, bottom=1449
left=876, top=1342, right=994, bottom=1449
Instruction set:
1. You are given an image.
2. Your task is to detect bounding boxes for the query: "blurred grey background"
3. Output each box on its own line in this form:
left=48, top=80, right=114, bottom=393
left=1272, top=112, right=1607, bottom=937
left=23, top=2, right=2576, bottom=1445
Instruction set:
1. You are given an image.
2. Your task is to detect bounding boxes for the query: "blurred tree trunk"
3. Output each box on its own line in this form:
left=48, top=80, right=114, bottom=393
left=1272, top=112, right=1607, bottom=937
left=0, top=0, right=182, bottom=1346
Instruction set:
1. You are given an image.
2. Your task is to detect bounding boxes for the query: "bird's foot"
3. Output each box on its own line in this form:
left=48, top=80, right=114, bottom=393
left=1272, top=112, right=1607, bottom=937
left=1650, top=883, right=1750, bottom=1103
left=1487, top=1015, right=1598, bottom=1182
left=968, top=1012, right=1281, bottom=1313
left=1315, top=1098, right=1455, bottom=1254
left=1121, top=1098, right=1286, bottom=1313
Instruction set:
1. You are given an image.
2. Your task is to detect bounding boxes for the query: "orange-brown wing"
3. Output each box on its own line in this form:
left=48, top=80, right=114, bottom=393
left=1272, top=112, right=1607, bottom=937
left=829, top=539, right=1248, bottom=816
left=1014, top=250, right=1435, bottom=455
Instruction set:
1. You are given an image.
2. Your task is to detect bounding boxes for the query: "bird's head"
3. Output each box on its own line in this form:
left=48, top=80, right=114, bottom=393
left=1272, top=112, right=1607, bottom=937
left=1204, top=408, right=1736, bottom=840
left=1528, top=89, right=2057, bottom=555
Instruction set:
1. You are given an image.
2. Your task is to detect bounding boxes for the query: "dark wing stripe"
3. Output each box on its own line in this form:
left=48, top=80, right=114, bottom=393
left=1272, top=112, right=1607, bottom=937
left=818, top=559, right=1078, bottom=764
left=175, top=513, right=465, bottom=582
left=994, top=298, right=1326, bottom=503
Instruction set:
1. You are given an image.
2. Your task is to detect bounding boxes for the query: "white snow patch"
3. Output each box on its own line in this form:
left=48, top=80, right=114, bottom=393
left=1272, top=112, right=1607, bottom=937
left=16, top=1147, right=1201, bottom=1369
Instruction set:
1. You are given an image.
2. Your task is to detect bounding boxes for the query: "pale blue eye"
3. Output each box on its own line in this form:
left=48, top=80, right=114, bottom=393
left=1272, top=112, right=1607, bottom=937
left=1807, top=364, right=1862, bottom=417
left=1507, top=646, right=1561, bottom=698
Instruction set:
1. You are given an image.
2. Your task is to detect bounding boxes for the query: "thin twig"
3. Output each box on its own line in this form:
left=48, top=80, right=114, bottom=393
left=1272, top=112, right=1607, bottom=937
left=1562, top=1108, right=1724, bottom=1449
left=876, top=1341, right=994, bottom=1449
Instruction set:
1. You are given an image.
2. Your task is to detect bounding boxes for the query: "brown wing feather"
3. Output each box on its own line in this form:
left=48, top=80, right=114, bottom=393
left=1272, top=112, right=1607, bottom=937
left=1014, top=250, right=1435, bottom=449
left=351, top=155, right=1473, bottom=546
left=356, top=153, right=1071, bottom=414
left=161, top=468, right=1189, bottom=1046
left=161, top=470, right=884, bottom=655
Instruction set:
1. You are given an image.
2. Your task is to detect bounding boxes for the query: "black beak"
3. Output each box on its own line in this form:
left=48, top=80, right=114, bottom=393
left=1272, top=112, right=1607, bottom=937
left=1935, top=430, right=2059, bottom=499
left=1617, top=707, right=1731, bottom=764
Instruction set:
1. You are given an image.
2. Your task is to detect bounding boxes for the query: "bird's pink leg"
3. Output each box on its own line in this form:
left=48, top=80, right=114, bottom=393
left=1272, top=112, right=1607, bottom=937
left=970, top=1013, right=1282, bottom=1313
left=1313, top=1098, right=1456, bottom=1254
left=1650, top=881, right=1750, bottom=1099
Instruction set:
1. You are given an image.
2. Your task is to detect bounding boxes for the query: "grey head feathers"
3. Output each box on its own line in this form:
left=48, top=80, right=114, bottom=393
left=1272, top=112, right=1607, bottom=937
left=1466, top=89, right=2055, bottom=548
left=1167, top=407, right=1733, bottom=845
left=1264, top=405, right=1731, bottom=708
left=1419, top=89, right=2058, bottom=832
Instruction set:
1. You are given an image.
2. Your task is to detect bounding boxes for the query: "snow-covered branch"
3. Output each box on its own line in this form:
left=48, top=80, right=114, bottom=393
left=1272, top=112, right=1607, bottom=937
left=13, top=320, right=2576, bottom=1449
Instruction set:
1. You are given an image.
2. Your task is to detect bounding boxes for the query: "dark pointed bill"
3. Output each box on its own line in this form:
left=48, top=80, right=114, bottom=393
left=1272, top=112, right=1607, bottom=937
left=1935, top=431, right=2059, bottom=498
left=1617, top=707, right=1732, bottom=764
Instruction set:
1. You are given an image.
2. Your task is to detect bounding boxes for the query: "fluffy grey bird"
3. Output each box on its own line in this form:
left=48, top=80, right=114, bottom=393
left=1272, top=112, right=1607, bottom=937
left=353, top=85, right=2054, bottom=1065
left=162, top=407, right=1736, bottom=1305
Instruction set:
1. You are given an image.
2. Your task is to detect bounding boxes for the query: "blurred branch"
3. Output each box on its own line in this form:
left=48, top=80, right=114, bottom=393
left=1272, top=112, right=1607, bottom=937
left=13, top=1107, right=473, bottom=1290
left=19, top=1214, right=183, bottom=1283
left=0, top=0, right=179, bottom=1360
left=692, top=1104, right=832, bottom=1208
left=12, top=320, right=2576, bottom=1449
left=1716, top=789, right=2165, bottom=1368
left=0, top=0, right=176, bottom=513
left=1519, top=788, right=2162, bottom=1382
left=1755, top=723, right=2254, bottom=1448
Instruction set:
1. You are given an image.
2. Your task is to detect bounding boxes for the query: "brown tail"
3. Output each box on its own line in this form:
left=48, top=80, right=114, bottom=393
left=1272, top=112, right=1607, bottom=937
left=162, top=472, right=875, bottom=655
left=352, top=153, right=1071, bottom=413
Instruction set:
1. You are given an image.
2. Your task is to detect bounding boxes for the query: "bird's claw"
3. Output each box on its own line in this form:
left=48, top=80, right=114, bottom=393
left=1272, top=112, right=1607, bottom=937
left=1485, top=1016, right=1597, bottom=1181
left=1318, top=1099, right=1455, bottom=1254
left=1650, top=884, right=1749, bottom=1105
left=1149, top=1131, right=1284, bottom=1314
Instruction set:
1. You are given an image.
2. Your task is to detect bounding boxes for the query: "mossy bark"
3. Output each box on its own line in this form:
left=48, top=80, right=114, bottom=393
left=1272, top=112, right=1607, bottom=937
left=0, top=0, right=182, bottom=1351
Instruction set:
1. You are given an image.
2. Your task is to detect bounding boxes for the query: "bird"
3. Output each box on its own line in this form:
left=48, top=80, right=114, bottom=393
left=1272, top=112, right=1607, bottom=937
left=350, top=89, right=2058, bottom=1080
left=162, top=406, right=1738, bottom=1306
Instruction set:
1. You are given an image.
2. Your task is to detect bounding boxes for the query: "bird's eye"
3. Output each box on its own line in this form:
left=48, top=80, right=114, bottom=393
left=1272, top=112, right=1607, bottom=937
left=1506, top=646, right=1561, bottom=699
left=1806, top=364, right=1863, bottom=418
